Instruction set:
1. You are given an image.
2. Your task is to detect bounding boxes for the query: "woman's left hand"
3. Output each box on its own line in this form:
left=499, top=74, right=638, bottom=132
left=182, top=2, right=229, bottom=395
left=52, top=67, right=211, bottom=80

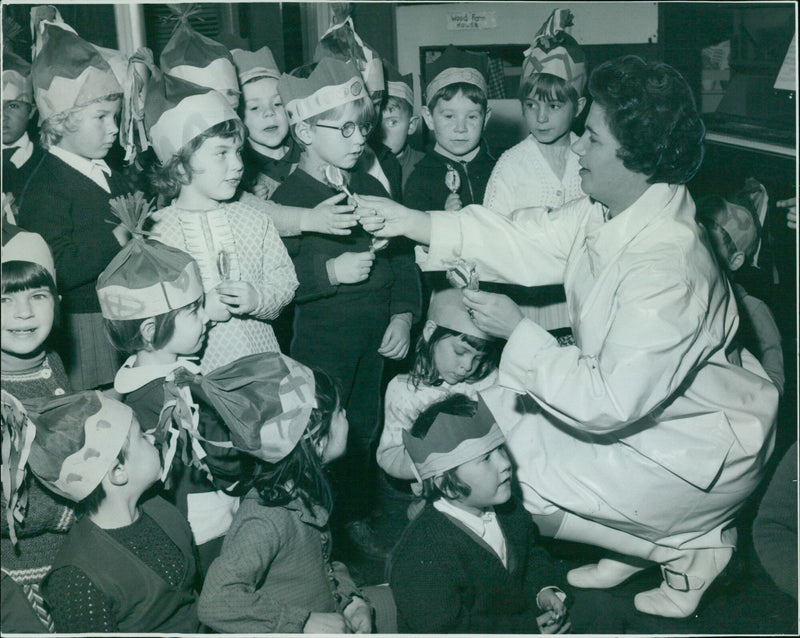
left=462, top=289, right=523, bottom=339
left=216, top=281, right=259, bottom=316
left=343, top=596, right=373, bottom=633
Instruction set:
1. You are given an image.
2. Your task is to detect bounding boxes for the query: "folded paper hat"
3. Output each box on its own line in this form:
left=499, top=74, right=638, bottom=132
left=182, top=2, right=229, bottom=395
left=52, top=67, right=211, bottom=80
left=315, top=13, right=384, bottom=95
left=179, top=352, right=317, bottom=463
left=2, top=219, right=57, bottom=282
left=231, top=46, right=281, bottom=84
left=143, top=71, right=239, bottom=162
left=425, top=44, right=488, bottom=106
left=160, top=9, right=239, bottom=101
left=712, top=195, right=761, bottom=259
left=278, top=57, right=366, bottom=124
left=403, top=394, right=505, bottom=480
left=3, top=49, right=33, bottom=104
left=384, top=60, right=414, bottom=107
left=522, top=8, right=586, bottom=96
left=30, top=6, right=122, bottom=122
left=97, top=192, right=204, bottom=321
left=428, top=288, right=488, bottom=340
left=1, top=390, right=37, bottom=546
left=24, top=391, right=134, bottom=502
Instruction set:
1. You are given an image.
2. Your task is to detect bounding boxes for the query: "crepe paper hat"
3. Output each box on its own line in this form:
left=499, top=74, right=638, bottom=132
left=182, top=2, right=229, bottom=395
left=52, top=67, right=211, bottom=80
left=177, top=352, right=317, bottom=464
left=2, top=218, right=57, bottom=283
left=96, top=192, right=203, bottom=321
left=522, top=9, right=587, bottom=96
left=425, top=45, right=489, bottom=106
left=384, top=60, right=414, bottom=107
left=278, top=57, right=366, bottom=124
left=403, top=394, right=505, bottom=480
left=231, top=46, right=281, bottom=85
left=24, top=391, right=134, bottom=502
left=30, top=5, right=122, bottom=122
left=1, top=390, right=37, bottom=546
left=428, top=288, right=489, bottom=341
left=143, top=71, right=239, bottom=162
left=3, top=49, right=34, bottom=104
left=159, top=4, right=240, bottom=103
left=705, top=194, right=761, bottom=260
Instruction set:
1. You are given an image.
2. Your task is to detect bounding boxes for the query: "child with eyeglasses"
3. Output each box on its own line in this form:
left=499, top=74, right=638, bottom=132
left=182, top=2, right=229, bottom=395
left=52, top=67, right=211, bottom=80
left=270, top=58, right=421, bottom=559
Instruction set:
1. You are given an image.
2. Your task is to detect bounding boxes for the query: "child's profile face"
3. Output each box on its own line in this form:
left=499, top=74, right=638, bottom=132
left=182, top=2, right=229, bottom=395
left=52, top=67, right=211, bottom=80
left=452, top=445, right=512, bottom=512
left=423, top=90, right=487, bottom=158
left=2, top=100, right=34, bottom=146
left=380, top=105, right=413, bottom=155
left=309, top=100, right=371, bottom=171
left=124, top=416, right=162, bottom=491
left=320, top=405, right=349, bottom=465
left=56, top=98, right=120, bottom=159
left=522, top=94, right=578, bottom=145
left=1, top=286, right=55, bottom=360
left=242, top=78, right=290, bottom=150
left=182, top=135, right=244, bottom=207
left=432, top=333, right=484, bottom=385
left=162, top=300, right=208, bottom=357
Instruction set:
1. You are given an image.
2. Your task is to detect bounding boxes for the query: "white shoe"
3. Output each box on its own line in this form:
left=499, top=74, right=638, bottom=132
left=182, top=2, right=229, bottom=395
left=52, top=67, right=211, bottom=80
left=567, top=558, right=647, bottom=589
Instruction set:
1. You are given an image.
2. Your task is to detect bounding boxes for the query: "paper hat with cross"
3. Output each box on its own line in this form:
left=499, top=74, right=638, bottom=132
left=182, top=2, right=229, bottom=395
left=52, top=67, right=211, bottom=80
left=403, top=394, right=506, bottom=480
left=427, top=288, right=489, bottom=341
left=278, top=57, right=366, bottom=124
left=143, top=71, right=239, bottom=163
left=425, top=45, right=489, bottom=106
left=30, top=5, right=122, bottom=122
left=3, top=49, right=33, bottom=104
left=231, top=46, right=281, bottom=85
left=180, top=352, right=318, bottom=463
left=97, top=192, right=204, bottom=321
left=24, top=391, right=134, bottom=502
left=384, top=60, right=414, bottom=107
left=2, top=219, right=56, bottom=283
left=521, top=8, right=587, bottom=96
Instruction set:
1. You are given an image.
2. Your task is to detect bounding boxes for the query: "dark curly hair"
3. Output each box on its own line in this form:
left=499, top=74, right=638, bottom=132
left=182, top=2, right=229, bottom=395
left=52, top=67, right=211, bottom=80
left=588, top=55, right=705, bottom=184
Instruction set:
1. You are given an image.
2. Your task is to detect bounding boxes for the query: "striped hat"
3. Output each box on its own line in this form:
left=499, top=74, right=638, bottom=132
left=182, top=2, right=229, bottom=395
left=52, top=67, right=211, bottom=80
left=522, top=9, right=586, bottom=95
left=384, top=61, right=414, bottom=107
left=143, top=72, right=239, bottom=162
left=231, top=46, right=281, bottom=84
left=278, top=57, right=366, bottom=124
left=425, top=45, right=488, bottom=106
left=30, top=12, right=122, bottom=121
left=2, top=49, right=33, bottom=104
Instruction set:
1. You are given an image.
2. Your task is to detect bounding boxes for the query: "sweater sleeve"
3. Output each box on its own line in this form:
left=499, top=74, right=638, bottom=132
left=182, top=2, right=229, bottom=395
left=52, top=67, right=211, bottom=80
left=376, top=377, right=418, bottom=480
left=45, top=566, right=118, bottom=633
left=238, top=191, right=303, bottom=237
left=386, top=237, right=423, bottom=322
left=330, top=561, right=363, bottom=612
left=482, top=157, right=516, bottom=217
left=251, top=213, right=299, bottom=320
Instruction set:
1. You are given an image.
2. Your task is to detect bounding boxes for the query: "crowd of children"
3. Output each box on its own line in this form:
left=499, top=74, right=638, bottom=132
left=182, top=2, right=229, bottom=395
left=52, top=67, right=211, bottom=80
left=1, top=3, right=795, bottom=635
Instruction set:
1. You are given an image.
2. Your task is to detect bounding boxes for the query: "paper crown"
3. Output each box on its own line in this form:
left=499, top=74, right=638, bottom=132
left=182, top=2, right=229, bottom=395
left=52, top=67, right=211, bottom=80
left=403, top=394, right=505, bottom=480
left=384, top=60, right=414, bottom=107
left=231, top=46, right=281, bottom=84
left=2, top=219, right=57, bottom=282
left=180, top=352, right=318, bottom=464
left=428, top=288, right=488, bottom=340
left=160, top=15, right=240, bottom=103
left=3, top=49, right=33, bottom=103
left=315, top=14, right=385, bottom=95
left=143, top=72, right=239, bottom=162
left=1, top=390, right=37, bottom=546
left=278, top=57, right=366, bottom=124
left=97, top=192, right=204, bottom=321
left=425, top=45, right=488, bottom=105
left=521, top=9, right=586, bottom=96
left=30, top=9, right=122, bottom=121
left=24, top=391, right=134, bottom=502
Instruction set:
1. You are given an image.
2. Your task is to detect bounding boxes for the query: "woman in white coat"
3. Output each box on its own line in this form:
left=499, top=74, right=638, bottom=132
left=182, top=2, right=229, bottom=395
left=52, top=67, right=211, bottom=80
left=355, top=55, right=779, bottom=619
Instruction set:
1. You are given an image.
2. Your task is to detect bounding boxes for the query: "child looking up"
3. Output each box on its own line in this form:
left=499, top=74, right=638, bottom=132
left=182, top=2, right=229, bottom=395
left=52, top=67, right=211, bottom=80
left=272, top=57, right=421, bottom=557
left=380, top=61, right=423, bottom=191
left=25, top=391, right=201, bottom=633
left=197, top=353, right=375, bottom=634
left=17, top=9, right=132, bottom=390
left=144, top=73, right=298, bottom=372
left=388, top=393, right=571, bottom=634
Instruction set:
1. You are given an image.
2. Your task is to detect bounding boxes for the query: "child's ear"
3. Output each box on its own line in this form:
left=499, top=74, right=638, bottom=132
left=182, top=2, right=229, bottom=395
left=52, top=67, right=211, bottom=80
left=421, top=105, right=435, bottom=132
left=422, top=319, right=437, bottom=342
left=575, top=96, right=587, bottom=118
left=294, top=121, right=314, bottom=146
left=728, top=250, right=746, bottom=272
left=138, top=318, right=156, bottom=347
left=106, top=459, right=129, bottom=487
left=407, top=115, right=421, bottom=136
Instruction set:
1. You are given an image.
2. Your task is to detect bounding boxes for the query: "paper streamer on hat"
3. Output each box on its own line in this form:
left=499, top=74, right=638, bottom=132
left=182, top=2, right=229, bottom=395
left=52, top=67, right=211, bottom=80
left=119, top=47, right=159, bottom=163
left=1, top=390, right=36, bottom=546
left=521, top=8, right=586, bottom=95
left=316, top=13, right=384, bottom=94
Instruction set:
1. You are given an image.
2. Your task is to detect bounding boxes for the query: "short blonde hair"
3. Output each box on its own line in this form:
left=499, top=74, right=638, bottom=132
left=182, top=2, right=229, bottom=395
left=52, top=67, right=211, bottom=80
left=39, top=93, right=122, bottom=149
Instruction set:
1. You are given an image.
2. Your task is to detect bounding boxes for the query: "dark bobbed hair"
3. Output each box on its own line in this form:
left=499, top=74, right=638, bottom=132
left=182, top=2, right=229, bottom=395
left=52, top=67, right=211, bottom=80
left=1, top=261, right=61, bottom=330
left=411, top=393, right=477, bottom=501
left=588, top=55, right=705, bottom=184
left=410, top=326, right=499, bottom=390
left=427, top=82, right=487, bottom=112
left=234, top=367, right=341, bottom=514
left=103, top=297, right=203, bottom=355
left=518, top=72, right=580, bottom=109
left=148, top=119, right=246, bottom=202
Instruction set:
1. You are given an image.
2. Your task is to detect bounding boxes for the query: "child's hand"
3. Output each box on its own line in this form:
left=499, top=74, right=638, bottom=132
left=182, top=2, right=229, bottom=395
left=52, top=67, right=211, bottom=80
left=537, top=610, right=571, bottom=634
left=378, top=313, right=412, bottom=360
left=351, top=194, right=432, bottom=245
left=462, top=289, right=523, bottom=339
left=537, top=587, right=570, bottom=634
left=777, top=197, right=796, bottom=230
left=252, top=180, right=270, bottom=200
left=204, top=288, right=232, bottom=323
left=216, top=281, right=260, bottom=316
left=444, top=191, right=463, bottom=211
left=343, top=596, right=373, bottom=633
left=303, top=612, right=348, bottom=634
left=302, top=192, right=359, bottom=236
left=332, top=252, right=375, bottom=284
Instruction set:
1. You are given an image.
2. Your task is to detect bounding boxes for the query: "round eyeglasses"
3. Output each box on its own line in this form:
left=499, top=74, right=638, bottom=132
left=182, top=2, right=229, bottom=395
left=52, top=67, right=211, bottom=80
left=315, top=121, right=373, bottom=138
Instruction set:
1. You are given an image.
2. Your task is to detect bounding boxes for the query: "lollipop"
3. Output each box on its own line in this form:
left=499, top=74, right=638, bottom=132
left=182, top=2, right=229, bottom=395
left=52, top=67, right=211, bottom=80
left=324, top=164, right=388, bottom=253
left=445, top=164, right=461, bottom=194
left=446, top=258, right=479, bottom=291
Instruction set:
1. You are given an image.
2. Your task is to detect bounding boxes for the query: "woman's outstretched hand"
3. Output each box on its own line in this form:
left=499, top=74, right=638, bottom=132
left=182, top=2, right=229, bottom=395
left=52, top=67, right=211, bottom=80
left=462, top=289, right=523, bottom=340
left=352, top=194, right=432, bottom=245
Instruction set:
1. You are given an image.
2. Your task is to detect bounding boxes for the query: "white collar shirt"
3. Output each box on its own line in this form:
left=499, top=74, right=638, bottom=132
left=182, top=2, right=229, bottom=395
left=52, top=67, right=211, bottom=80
left=434, top=498, right=507, bottom=567
left=3, top=132, right=34, bottom=168
left=49, top=145, right=111, bottom=192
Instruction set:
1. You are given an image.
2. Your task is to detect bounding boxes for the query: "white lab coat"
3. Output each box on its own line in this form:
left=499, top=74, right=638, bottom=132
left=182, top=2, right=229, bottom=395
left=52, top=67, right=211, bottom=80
left=418, top=184, right=779, bottom=545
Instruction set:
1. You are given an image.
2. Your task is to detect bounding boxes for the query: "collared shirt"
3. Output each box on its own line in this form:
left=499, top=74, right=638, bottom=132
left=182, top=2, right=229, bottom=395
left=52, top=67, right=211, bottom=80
left=2, top=131, right=34, bottom=168
left=49, top=145, right=111, bottom=192
left=434, top=498, right=507, bottom=567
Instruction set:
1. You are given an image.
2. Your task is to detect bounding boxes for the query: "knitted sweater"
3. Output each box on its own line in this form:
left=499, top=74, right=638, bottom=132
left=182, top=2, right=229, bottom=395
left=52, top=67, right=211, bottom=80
left=388, top=497, right=564, bottom=633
